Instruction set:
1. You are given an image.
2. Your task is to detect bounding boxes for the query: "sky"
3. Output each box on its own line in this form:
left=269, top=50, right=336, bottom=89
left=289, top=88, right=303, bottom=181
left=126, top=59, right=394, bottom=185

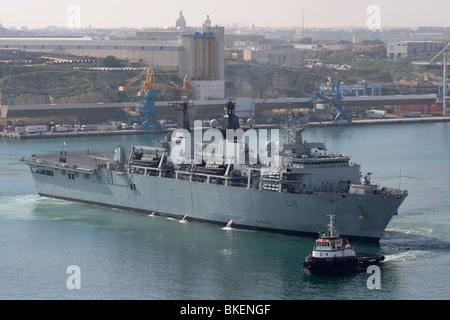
left=0, top=0, right=449, bottom=30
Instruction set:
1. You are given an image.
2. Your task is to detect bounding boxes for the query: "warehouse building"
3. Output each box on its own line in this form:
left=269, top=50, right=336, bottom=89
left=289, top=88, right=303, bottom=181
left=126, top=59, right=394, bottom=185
left=0, top=13, right=225, bottom=101
left=387, top=40, right=449, bottom=59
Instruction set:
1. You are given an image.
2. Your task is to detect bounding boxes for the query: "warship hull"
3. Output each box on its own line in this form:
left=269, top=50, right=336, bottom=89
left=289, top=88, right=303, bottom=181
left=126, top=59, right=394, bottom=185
left=25, top=160, right=407, bottom=242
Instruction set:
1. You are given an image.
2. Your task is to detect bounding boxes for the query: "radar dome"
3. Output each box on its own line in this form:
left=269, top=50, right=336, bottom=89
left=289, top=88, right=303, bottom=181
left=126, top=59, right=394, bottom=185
left=210, top=119, right=218, bottom=128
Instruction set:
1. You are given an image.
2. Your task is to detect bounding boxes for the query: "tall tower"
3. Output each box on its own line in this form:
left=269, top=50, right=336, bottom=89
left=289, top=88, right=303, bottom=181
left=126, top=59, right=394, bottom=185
left=202, top=15, right=211, bottom=31
left=176, top=11, right=186, bottom=29
left=181, top=25, right=225, bottom=100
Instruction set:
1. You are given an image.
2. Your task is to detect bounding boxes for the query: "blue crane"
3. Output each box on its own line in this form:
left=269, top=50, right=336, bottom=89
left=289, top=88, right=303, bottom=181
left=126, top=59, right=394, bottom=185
left=119, top=66, right=190, bottom=130
left=313, top=82, right=352, bottom=123
left=313, top=82, right=381, bottom=122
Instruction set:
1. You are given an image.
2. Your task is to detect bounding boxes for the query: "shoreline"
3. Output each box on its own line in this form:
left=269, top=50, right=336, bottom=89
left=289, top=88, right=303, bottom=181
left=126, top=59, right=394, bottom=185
left=2, top=115, right=450, bottom=140
left=305, top=115, right=450, bottom=127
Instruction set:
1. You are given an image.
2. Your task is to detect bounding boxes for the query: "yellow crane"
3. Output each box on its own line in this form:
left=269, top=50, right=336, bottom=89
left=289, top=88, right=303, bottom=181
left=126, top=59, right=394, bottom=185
left=119, top=66, right=190, bottom=94
left=119, top=66, right=190, bottom=130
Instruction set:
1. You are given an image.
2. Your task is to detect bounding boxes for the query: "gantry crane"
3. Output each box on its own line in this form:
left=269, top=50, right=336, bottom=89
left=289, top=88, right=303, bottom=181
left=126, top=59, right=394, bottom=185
left=313, top=82, right=352, bottom=123
left=432, top=43, right=450, bottom=114
left=313, top=82, right=382, bottom=121
left=119, top=66, right=190, bottom=130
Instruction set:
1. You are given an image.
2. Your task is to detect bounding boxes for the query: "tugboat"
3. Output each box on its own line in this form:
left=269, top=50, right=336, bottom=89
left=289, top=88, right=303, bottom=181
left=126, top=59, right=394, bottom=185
left=302, top=215, right=385, bottom=275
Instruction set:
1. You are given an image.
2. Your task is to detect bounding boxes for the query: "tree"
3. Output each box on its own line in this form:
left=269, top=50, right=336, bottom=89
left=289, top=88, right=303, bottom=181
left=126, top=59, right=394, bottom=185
left=299, top=37, right=313, bottom=44
left=103, top=55, right=124, bottom=67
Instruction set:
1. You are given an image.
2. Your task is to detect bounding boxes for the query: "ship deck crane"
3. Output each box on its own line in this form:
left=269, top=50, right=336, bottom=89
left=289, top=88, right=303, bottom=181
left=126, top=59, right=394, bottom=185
left=119, top=66, right=190, bottom=130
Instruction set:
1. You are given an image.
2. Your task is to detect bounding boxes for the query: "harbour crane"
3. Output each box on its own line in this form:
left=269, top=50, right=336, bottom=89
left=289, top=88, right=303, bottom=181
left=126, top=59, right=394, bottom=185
left=312, top=82, right=382, bottom=122
left=313, top=81, right=352, bottom=122
left=119, top=66, right=191, bottom=130
left=432, top=43, right=450, bottom=114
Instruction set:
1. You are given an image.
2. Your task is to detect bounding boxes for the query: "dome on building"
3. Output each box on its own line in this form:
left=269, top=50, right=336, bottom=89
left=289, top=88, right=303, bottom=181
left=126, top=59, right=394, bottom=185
left=202, top=14, right=211, bottom=31
left=176, top=10, right=186, bottom=29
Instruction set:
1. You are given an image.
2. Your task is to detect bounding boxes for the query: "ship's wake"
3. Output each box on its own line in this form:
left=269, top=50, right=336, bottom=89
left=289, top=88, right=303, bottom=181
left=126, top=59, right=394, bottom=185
left=381, top=229, right=450, bottom=262
left=0, top=194, right=40, bottom=220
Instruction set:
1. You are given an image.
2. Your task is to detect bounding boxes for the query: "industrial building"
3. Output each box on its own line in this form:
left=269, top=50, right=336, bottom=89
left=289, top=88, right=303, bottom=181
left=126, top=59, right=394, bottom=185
left=0, top=36, right=184, bottom=67
left=0, top=97, right=311, bottom=128
left=1, top=93, right=439, bottom=127
left=0, top=13, right=225, bottom=101
left=387, top=40, right=449, bottom=59
left=180, top=27, right=224, bottom=81
left=243, top=50, right=305, bottom=67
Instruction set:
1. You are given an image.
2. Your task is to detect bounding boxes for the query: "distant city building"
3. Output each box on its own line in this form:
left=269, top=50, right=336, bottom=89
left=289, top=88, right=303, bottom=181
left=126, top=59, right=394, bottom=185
left=136, top=29, right=189, bottom=41
left=180, top=23, right=225, bottom=81
left=243, top=49, right=305, bottom=67
left=0, top=12, right=225, bottom=100
left=0, top=35, right=183, bottom=68
left=176, top=11, right=187, bottom=29
left=353, top=35, right=362, bottom=43
left=387, top=40, right=449, bottom=59
left=190, top=80, right=225, bottom=100
left=224, top=34, right=265, bottom=49
left=202, top=15, right=211, bottom=32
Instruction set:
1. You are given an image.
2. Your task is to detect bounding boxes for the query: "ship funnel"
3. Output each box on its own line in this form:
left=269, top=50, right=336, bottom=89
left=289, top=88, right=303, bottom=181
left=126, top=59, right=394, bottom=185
left=264, top=141, right=277, bottom=157
left=114, top=146, right=126, bottom=169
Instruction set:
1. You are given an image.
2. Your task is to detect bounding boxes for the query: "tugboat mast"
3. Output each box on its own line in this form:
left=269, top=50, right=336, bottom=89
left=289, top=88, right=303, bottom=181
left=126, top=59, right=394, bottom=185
left=324, top=214, right=338, bottom=238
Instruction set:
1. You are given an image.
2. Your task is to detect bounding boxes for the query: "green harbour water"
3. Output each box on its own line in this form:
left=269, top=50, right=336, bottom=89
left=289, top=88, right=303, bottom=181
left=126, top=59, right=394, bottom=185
left=1, top=122, right=449, bottom=300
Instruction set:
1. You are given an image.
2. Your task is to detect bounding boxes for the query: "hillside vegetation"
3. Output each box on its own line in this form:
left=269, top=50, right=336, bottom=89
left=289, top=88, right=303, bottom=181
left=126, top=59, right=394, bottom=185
left=0, top=51, right=443, bottom=104
left=0, top=65, right=136, bottom=102
left=225, top=51, right=443, bottom=98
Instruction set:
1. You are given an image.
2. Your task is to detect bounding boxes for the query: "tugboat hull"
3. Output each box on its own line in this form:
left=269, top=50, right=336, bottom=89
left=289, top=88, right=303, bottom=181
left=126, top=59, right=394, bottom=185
left=302, top=254, right=384, bottom=275
left=302, top=256, right=358, bottom=275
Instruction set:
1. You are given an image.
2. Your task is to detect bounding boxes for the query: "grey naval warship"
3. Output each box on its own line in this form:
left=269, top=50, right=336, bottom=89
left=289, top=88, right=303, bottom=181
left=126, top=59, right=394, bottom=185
left=21, top=101, right=408, bottom=242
